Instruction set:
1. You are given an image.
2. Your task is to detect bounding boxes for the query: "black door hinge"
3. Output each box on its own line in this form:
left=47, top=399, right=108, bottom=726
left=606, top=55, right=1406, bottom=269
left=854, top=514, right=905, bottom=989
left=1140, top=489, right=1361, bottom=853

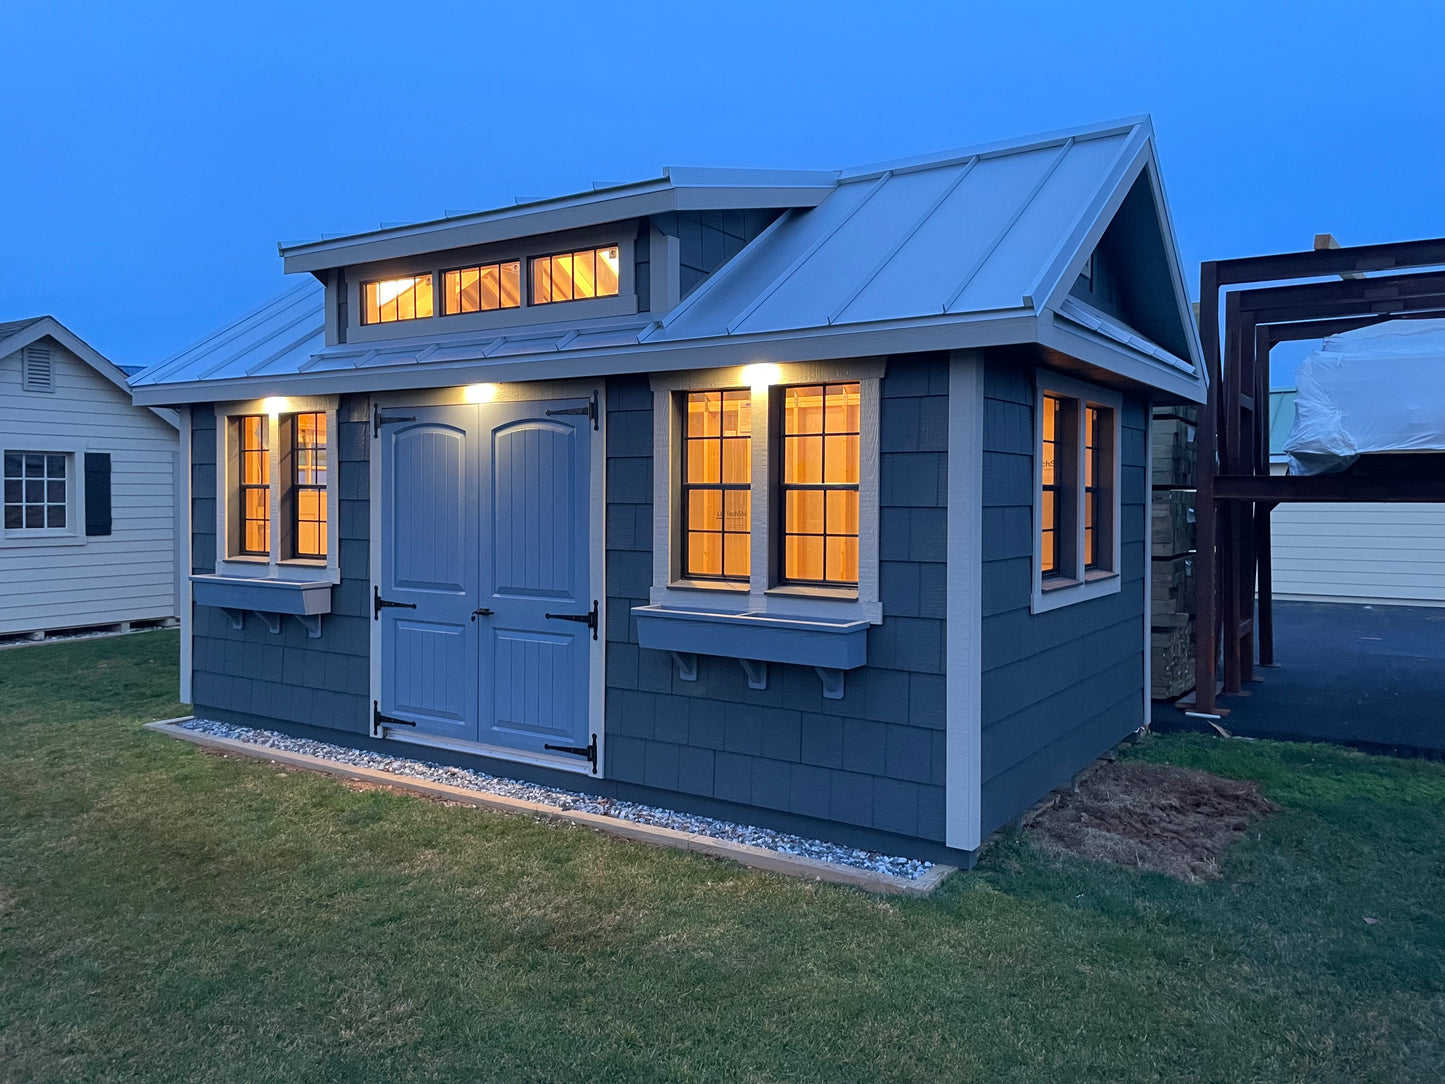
left=374, top=585, right=418, bottom=619
left=543, top=599, right=598, bottom=640
left=545, top=389, right=599, bottom=430
left=373, top=402, right=417, bottom=438
left=545, top=732, right=598, bottom=774
left=373, top=701, right=416, bottom=735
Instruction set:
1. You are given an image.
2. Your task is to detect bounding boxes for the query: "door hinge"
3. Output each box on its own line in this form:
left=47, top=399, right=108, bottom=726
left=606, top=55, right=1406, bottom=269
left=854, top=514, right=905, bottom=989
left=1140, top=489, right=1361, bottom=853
left=544, top=389, right=599, bottom=430
left=373, top=402, right=417, bottom=438
left=374, top=585, right=418, bottom=619
left=543, top=599, right=598, bottom=640
left=545, top=732, right=598, bottom=774
left=373, top=701, right=416, bottom=735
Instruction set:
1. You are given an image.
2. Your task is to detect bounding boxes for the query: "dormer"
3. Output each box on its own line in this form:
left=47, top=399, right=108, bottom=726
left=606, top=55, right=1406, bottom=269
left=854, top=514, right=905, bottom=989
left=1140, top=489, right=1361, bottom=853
left=278, top=169, right=837, bottom=348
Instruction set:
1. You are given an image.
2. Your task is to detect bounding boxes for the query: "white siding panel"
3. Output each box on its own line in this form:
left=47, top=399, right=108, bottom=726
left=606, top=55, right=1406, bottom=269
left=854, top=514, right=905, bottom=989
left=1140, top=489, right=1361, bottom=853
left=1270, top=501, right=1445, bottom=607
left=1, top=340, right=179, bottom=634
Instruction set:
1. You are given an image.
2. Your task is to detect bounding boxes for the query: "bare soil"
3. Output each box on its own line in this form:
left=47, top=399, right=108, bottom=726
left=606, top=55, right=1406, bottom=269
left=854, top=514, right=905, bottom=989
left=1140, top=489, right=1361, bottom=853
left=1026, top=759, right=1276, bottom=882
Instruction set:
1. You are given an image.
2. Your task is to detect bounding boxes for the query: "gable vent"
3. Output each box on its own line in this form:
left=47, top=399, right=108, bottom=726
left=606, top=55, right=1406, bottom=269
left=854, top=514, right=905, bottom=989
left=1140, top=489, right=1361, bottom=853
left=22, top=345, right=54, bottom=392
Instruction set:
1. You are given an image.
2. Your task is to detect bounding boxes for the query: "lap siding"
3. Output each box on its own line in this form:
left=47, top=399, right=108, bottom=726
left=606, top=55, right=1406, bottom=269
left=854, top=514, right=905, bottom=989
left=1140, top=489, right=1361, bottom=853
left=978, top=356, right=1148, bottom=839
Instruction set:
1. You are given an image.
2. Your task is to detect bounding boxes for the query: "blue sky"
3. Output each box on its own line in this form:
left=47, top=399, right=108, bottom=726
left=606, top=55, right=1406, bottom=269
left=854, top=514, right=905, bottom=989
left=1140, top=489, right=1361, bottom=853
left=3, top=0, right=1442, bottom=384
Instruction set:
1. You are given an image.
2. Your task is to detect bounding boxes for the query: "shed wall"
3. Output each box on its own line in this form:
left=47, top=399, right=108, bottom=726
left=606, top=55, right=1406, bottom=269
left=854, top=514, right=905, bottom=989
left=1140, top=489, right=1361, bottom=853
left=978, top=359, right=1147, bottom=837
left=0, top=339, right=177, bottom=635
left=604, top=355, right=953, bottom=855
left=188, top=398, right=372, bottom=731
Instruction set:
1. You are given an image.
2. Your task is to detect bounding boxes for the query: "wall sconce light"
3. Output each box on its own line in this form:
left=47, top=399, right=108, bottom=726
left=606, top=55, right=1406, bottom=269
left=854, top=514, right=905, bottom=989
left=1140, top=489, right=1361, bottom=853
left=262, top=396, right=289, bottom=413
left=463, top=383, right=499, bottom=403
left=742, top=363, right=781, bottom=391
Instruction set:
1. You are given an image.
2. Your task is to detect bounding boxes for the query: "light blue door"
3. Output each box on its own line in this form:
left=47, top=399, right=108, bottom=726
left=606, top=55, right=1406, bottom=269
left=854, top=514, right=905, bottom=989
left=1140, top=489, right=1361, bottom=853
left=378, top=406, right=480, bottom=742
left=378, top=397, right=593, bottom=766
left=477, top=399, right=593, bottom=762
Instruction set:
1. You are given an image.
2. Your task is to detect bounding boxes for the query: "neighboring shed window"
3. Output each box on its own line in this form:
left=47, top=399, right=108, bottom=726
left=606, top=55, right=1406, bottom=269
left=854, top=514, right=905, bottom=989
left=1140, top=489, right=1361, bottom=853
left=682, top=390, right=751, bottom=580
left=780, top=383, right=861, bottom=586
left=531, top=246, right=621, bottom=305
left=1033, top=374, right=1122, bottom=613
left=291, top=412, right=328, bottom=559
left=3, top=452, right=67, bottom=530
left=442, top=261, right=522, bottom=315
left=362, top=274, right=434, bottom=324
left=236, top=416, right=270, bottom=555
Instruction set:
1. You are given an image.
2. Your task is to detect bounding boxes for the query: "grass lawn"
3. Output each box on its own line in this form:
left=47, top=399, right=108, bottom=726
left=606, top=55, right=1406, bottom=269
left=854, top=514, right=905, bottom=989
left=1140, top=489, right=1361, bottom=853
left=2, top=632, right=1444, bottom=1083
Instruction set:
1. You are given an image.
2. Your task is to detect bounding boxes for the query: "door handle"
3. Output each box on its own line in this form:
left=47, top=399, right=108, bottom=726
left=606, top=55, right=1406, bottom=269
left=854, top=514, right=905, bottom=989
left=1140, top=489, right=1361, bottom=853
left=471, top=608, right=494, bottom=622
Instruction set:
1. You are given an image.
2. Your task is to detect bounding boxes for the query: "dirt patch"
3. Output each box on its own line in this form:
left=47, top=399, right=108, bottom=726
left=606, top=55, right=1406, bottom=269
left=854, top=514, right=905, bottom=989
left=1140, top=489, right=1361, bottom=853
left=1026, top=760, right=1276, bottom=882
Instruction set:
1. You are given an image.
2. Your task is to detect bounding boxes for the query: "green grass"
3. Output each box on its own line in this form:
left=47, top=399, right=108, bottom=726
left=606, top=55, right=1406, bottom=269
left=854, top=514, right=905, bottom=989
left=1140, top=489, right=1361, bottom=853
left=2, top=632, right=1444, bottom=1083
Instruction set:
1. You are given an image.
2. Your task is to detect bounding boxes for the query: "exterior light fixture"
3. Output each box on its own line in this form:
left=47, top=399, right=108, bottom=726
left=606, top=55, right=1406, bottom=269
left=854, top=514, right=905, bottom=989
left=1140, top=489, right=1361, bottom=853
left=463, top=383, right=499, bottom=403
left=262, top=396, right=289, bottom=413
left=742, top=363, right=781, bottom=391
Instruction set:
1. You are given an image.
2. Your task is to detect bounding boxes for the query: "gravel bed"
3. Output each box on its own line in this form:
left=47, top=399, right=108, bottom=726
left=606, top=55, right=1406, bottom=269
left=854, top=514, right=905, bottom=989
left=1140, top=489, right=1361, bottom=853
left=179, top=718, right=933, bottom=880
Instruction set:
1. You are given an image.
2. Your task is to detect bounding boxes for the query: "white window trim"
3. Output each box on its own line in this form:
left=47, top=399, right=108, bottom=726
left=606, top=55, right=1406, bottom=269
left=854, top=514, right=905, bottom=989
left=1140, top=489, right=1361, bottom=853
left=1, top=441, right=87, bottom=549
left=214, top=396, right=341, bottom=584
left=649, top=360, right=885, bottom=625
left=1031, top=371, right=1123, bottom=614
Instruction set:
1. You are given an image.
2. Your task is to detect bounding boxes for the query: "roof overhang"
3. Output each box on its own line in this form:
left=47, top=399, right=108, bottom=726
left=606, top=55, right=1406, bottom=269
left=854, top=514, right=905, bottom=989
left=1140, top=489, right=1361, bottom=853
left=279, top=168, right=839, bottom=274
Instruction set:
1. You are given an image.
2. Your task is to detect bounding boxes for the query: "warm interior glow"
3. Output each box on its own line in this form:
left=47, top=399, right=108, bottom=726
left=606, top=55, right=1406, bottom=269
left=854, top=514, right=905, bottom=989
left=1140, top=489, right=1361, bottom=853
left=683, top=389, right=752, bottom=579
left=780, top=383, right=861, bottom=585
left=742, top=363, right=781, bottom=390
left=262, top=396, right=288, bottom=414
left=463, top=383, right=499, bottom=403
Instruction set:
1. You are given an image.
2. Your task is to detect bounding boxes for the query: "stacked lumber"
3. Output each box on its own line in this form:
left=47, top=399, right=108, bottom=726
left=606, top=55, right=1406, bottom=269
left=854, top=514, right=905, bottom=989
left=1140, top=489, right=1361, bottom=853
left=1150, top=405, right=1198, bottom=700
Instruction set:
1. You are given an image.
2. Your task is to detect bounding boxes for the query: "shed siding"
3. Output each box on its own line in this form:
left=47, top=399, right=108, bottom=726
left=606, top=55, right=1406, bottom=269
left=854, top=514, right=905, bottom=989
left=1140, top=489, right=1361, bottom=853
left=649, top=210, right=781, bottom=299
left=0, top=339, right=177, bottom=635
left=605, top=355, right=953, bottom=858
left=978, top=359, right=1147, bottom=837
left=188, top=398, right=372, bottom=733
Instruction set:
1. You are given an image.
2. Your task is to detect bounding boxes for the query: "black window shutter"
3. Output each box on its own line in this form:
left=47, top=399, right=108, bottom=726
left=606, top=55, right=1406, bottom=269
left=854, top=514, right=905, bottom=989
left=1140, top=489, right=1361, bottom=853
left=84, top=453, right=112, bottom=536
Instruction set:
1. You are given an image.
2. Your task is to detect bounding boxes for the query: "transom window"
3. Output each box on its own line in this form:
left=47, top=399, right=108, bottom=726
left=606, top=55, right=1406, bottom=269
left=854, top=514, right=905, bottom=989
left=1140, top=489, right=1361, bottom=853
left=292, top=413, right=328, bottom=559
left=531, top=246, right=621, bottom=305
left=3, top=452, right=66, bottom=530
left=781, top=383, right=861, bottom=586
left=443, top=261, right=522, bottom=315
left=363, top=274, right=435, bottom=324
left=237, top=416, right=270, bottom=555
left=682, top=391, right=752, bottom=580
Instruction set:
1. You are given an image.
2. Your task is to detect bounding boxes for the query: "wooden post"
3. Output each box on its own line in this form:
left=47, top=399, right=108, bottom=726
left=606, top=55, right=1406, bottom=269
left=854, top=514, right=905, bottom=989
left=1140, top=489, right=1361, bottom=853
left=1194, top=262, right=1221, bottom=715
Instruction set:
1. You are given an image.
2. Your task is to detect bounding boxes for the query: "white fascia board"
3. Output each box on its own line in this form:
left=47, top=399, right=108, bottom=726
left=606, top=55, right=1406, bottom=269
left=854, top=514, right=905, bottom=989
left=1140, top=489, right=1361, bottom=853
left=280, top=183, right=835, bottom=274
left=130, top=311, right=1041, bottom=406
left=1038, top=316, right=1207, bottom=403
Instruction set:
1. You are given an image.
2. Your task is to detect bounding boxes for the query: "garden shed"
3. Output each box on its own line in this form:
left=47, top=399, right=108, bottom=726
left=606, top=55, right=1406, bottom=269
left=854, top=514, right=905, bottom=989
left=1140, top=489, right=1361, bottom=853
left=0, top=317, right=179, bottom=639
left=132, top=117, right=1206, bottom=865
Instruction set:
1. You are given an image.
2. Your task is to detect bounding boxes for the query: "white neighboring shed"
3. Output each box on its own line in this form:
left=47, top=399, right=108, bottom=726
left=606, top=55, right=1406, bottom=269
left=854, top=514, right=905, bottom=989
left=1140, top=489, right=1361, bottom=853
left=1269, top=387, right=1445, bottom=607
left=0, top=317, right=180, bottom=637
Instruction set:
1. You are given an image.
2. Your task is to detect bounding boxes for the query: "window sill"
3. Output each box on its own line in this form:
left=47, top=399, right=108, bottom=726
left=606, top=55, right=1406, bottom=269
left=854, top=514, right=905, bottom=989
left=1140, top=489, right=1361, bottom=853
left=192, top=574, right=332, bottom=637
left=1, top=530, right=84, bottom=548
left=1031, top=569, right=1122, bottom=614
left=765, top=583, right=860, bottom=602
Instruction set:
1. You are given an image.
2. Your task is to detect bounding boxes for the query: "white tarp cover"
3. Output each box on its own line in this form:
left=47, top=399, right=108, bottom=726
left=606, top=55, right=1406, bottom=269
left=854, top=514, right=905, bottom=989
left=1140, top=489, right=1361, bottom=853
left=1283, top=319, right=1445, bottom=475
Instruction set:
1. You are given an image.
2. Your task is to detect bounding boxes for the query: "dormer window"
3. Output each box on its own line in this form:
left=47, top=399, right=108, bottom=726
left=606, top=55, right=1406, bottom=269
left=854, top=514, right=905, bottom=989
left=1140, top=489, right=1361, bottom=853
left=362, top=274, right=435, bottom=324
left=531, top=246, right=620, bottom=305
left=443, top=261, right=522, bottom=315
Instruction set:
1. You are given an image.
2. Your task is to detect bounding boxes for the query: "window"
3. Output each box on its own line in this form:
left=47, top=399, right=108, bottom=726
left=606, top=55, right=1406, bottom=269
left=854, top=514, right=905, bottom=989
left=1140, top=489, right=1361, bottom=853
left=237, top=416, right=270, bottom=555
left=781, top=383, right=860, bottom=586
left=362, top=274, right=435, bottom=324
left=291, top=412, right=328, bottom=559
left=682, top=390, right=751, bottom=580
left=3, top=452, right=66, bottom=530
left=1034, top=375, right=1121, bottom=612
left=443, top=261, right=522, bottom=315
left=531, top=246, right=621, bottom=305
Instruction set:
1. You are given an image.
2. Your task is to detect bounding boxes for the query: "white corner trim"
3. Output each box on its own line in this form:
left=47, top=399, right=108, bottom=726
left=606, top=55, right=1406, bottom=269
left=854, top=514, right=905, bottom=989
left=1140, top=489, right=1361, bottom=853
left=1030, top=370, right=1124, bottom=615
left=945, top=349, right=984, bottom=852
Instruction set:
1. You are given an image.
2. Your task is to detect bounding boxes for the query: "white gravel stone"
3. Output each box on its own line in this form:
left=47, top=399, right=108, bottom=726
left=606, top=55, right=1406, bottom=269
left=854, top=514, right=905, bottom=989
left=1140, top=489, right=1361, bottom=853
left=181, top=718, right=933, bottom=880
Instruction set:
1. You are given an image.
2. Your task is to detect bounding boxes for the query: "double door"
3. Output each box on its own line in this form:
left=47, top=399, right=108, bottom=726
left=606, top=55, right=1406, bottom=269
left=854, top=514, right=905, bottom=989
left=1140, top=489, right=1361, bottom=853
left=376, top=397, right=595, bottom=768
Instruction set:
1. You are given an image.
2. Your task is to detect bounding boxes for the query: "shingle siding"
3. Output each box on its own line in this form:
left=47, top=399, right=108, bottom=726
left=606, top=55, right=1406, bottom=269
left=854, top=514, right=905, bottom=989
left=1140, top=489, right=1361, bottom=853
left=649, top=210, right=781, bottom=300
left=189, top=395, right=371, bottom=735
left=978, top=356, right=1147, bottom=837
left=603, top=355, right=954, bottom=860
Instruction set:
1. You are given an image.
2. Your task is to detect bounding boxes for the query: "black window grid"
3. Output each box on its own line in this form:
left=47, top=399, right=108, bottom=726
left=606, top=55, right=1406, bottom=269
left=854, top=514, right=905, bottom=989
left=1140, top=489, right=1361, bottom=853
left=779, top=383, right=861, bottom=587
left=3, top=451, right=66, bottom=530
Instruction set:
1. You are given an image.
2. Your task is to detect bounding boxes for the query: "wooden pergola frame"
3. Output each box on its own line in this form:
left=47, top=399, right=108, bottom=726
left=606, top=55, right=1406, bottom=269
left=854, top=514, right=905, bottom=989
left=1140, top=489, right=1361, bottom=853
left=1192, top=238, right=1445, bottom=715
